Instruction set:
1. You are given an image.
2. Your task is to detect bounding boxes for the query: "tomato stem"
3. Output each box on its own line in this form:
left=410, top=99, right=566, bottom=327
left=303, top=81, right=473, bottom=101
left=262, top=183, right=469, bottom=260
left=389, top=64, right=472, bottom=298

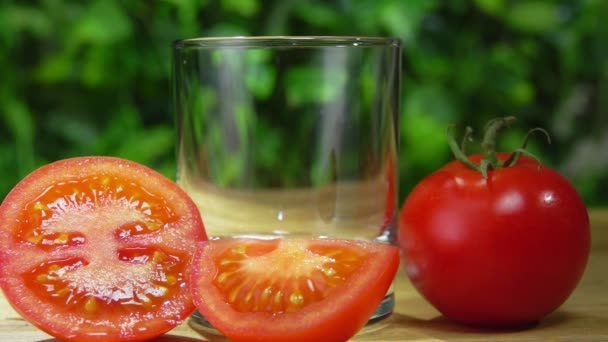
left=447, top=116, right=550, bottom=178
left=481, top=117, right=517, bottom=168
left=448, top=125, right=481, bottom=171
left=502, top=127, right=552, bottom=167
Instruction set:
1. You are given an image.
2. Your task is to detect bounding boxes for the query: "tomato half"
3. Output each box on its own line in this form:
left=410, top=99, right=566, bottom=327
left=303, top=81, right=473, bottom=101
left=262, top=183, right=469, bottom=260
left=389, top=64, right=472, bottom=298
left=190, top=238, right=399, bottom=342
left=399, top=154, right=590, bottom=327
left=0, top=157, right=207, bottom=341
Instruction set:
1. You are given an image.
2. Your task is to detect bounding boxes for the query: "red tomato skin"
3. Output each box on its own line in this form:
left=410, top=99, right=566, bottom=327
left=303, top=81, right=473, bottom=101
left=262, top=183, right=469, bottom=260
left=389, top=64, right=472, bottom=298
left=190, top=239, right=400, bottom=342
left=0, top=156, right=207, bottom=341
left=399, top=154, right=590, bottom=327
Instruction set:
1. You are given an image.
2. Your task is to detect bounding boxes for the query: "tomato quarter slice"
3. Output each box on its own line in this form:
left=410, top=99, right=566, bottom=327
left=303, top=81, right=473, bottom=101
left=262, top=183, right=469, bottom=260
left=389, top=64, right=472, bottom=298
left=190, top=238, right=399, bottom=342
left=0, top=157, right=207, bottom=341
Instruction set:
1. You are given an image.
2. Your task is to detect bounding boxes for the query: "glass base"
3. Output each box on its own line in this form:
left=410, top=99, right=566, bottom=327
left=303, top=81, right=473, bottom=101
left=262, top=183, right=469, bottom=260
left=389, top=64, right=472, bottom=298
left=188, top=292, right=395, bottom=336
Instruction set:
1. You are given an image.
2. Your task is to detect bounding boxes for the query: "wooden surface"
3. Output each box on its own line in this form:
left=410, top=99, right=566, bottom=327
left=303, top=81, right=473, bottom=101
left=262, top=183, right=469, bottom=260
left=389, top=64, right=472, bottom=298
left=1, top=209, right=607, bottom=341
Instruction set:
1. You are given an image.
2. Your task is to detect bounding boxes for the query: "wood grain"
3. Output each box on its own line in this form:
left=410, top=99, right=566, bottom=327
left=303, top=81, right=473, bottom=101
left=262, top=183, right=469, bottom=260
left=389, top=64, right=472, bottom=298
left=1, top=210, right=607, bottom=341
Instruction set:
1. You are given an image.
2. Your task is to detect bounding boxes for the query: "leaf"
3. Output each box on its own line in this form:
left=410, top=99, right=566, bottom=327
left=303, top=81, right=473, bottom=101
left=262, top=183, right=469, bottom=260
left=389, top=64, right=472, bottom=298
left=285, top=66, right=347, bottom=106
left=0, top=97, right=36, bottom=177
left=36, top=50, right=74, bottom=83
left=221, top=0, right=259, bottom=17
left=474, top=0, right=505, bottom=15
left=94, top=105, right=141, bottom=154
left=401, top=85, right=455, bottom=172
left=0, top=4, right=52, bottom=38
left=82, top=46, right=109, bottom=87
left=70, top=0, right=133, bottom=45
left=254, top=119, right=281, bottom=170
left=506, top=1, right=562, bottom=34
left=205, top=23, right=249, bottom=37
left=379, top=0, right=439, bottom=44
left=293, top=2, right=341, bottom=29
left=46, top=111, right=99, bottom=151
left=245, top=50, right=276, bottom=100
left=0, top=144, right=19, bottom=200
left=114, top=126, right=175, bottom=165
left=234, top=104, right=255, bottom=146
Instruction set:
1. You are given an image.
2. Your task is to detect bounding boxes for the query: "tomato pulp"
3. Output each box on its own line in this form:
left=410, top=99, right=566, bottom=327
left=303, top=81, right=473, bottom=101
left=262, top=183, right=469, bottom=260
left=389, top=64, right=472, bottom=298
left=0, top=157, right=207, bottom=341
left=190, top=238, right=399, bottom=342
left=399, top=154, right=590, bottom=327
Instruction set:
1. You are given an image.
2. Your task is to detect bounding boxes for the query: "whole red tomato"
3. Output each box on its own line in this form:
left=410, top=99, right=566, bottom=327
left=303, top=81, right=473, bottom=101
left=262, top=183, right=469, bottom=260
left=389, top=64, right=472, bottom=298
left=398, top=118, right=590, bottom=327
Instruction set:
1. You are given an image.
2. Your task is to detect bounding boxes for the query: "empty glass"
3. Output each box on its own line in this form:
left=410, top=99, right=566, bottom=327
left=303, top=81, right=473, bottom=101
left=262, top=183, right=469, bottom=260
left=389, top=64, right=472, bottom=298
left=173, top=36, right=401, bottom=331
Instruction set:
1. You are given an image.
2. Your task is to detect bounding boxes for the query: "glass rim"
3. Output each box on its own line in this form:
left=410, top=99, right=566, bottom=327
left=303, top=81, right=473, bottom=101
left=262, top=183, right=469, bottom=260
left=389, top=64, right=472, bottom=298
left=173, top=36, right=401, bottom=49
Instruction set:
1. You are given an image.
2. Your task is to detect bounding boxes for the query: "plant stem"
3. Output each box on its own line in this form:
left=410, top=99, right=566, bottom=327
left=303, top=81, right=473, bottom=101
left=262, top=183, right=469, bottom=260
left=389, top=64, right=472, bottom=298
left=481, top=116, right=517, bottom=168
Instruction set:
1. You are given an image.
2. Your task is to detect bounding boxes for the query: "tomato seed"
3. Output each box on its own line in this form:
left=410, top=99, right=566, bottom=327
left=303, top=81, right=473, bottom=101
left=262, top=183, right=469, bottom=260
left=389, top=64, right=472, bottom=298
left=228, top=284, right=244, bottom=303
left=84, top=297, right=98, bottom=313
left=55, top=233, right=69, bottom=244
left=48, top=265, right=61, bottom=273
left=322, top=267, right=336, bottom=277
left=55, top=288, right=70, bottom=297
left=289, top=292, right=304, bottom=306
left=153, top=251, right=166, bottom=263
left=163, top=275, right=177, bottom=285
left=244, top=290, right=253, bottom=305
left=33, top=203, right=48, bottom=211
left=217, top=271, right=234, bottom=284
left=147, top=222, right=161, bottom=231
left=28, top=235, right=43, bottom=244
left=36, top=274, right=50, bottom=282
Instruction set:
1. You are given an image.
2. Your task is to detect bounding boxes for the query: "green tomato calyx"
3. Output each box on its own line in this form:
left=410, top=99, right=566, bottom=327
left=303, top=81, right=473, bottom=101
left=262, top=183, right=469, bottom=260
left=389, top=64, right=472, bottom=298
left=447, top=116, right=551, bottom=178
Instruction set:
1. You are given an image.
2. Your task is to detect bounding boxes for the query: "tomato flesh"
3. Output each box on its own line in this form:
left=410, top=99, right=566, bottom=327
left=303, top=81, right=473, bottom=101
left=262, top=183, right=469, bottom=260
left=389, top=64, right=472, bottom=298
left=191, top=238, right=399, bottom=342
left=0, top=157, right=207, bottom=341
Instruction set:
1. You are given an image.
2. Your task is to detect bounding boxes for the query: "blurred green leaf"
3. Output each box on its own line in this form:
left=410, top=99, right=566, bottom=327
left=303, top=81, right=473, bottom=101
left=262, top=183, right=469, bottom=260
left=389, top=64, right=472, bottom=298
left=509, top=81, right=535, bottom=106
left=206, top=23, right=249, bottom=36
left=221, top=0, right=259, bottom=17
left=474, top=0, right=505, bottom=15
left=400, top=85, right=455, bottom=185
left=189, top=86, right=218, bottom=144
left=294, top=2, right=341, bottom=29
left=0, top=144, right=18, bottom=200
left=254, top=120, right=281, bottom=169
left=285, top=66, right=347, bottom=106
left=115, top=126, right=174, bottom=165
left=404, top=85, right=458, bottom=122
left=82, top=47, right=109, bottom=87
left=1, top=97, right=36, bottom=177
left=71, top=0, right=132, bottom=45
left=379, top=0, right=439, bottom=43
left=36, top=51, right=73, bottom=83
left=401, top=111, right=450, bottom=171
left=1, top=4, right=52, bottom=38
left=234, top=104, right=254, bottom=145
left=245, top=50, right=276, bottom=99
left=94, top=105, right=140, bottom=154
left=506, top=1, right=562, bottom=33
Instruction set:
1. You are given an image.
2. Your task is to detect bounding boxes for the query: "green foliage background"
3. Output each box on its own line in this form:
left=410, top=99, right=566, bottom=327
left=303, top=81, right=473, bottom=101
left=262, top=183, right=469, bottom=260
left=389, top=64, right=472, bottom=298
left=1, top=0, right=607, bottom=205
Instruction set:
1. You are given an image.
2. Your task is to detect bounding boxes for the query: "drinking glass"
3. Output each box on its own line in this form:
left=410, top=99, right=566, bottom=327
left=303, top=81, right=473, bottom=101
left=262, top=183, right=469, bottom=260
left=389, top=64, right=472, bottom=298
left=173, top=36, right=401, bottom=332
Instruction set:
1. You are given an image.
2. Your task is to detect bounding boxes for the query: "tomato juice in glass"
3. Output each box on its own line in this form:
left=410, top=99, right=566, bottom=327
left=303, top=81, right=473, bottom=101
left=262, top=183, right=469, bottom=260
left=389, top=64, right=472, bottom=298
left=173, top=36, right=401, bottom=330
